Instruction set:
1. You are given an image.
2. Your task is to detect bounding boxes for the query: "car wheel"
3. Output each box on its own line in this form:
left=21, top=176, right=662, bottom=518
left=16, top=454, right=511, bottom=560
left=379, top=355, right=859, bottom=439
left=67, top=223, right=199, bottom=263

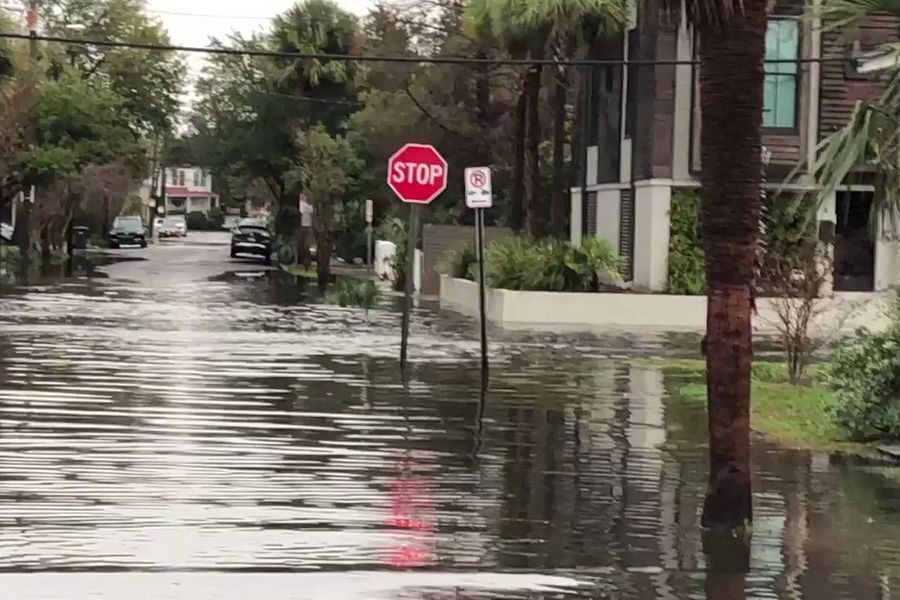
left=263, top=254, right=272, bottom=266
left=109, top=242, right=119, bottom=249
left=230, top=247, right=237, bottom=259
left=140, top=240, right=148, bottom=248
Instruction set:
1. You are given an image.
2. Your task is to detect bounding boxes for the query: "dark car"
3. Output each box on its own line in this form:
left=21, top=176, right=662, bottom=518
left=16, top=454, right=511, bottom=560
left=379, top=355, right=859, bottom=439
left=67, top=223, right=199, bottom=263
left=230, top=218, right=272, bottom=264
left=109, top=216, right=147, bottom=249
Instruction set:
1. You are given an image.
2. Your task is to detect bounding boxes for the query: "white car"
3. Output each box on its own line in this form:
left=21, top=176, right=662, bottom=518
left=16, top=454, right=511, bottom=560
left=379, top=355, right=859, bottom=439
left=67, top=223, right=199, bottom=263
left=159, top=216, right=187, bottom=238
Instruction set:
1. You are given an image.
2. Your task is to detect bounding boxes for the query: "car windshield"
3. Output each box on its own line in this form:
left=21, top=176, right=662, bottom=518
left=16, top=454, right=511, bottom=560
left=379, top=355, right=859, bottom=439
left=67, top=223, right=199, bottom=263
left=238, top=219, right=268, bottom=231
left=114, top=217, right=143, bottom=232
left=165, top=217, right=185, bottom=226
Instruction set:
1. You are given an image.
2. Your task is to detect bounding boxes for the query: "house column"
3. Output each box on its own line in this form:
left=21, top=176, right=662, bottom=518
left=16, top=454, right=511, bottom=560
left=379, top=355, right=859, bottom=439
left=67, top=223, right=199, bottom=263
left=817, top=189, right=837, bottom=296
left=632, top=179, right=672, bottom=291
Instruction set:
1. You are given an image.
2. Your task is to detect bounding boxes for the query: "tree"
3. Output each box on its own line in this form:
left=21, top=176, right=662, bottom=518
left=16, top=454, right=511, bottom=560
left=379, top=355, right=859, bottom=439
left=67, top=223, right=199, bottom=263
left=661, top=0, right=769, bottom=531
left=293, top=125, right=359, bottom=291
left=43, top=0, right=184, bottom=136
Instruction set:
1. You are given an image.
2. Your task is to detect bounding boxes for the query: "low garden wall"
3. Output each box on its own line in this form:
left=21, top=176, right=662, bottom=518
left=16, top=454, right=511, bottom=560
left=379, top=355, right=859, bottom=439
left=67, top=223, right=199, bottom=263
left=439, top=275, right=893, bottom=333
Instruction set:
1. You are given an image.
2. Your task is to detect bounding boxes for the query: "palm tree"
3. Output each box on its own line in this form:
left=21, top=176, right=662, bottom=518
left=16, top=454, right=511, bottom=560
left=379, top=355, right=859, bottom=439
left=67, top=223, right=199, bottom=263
left=813, top=0, right=900, bottom=212
left=270, top=0, right=361, bottom=278
left=660, top=0, right=769, bottom=531
left=466, top=0, right=625, bottom=238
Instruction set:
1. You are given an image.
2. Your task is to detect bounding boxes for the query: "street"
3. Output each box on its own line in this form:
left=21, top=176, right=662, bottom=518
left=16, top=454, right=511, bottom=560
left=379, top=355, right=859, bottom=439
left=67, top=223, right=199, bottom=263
left=0, top=233, right=898, bottom=599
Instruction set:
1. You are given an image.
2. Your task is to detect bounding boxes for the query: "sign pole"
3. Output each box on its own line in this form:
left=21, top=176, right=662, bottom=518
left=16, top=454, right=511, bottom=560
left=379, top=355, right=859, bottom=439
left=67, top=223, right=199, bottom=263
left=386, top=143, right=448, bottom=372
left=465, top=166, right=493, bottom=378
left=400, top=204, right=419, bottom=370
left=475, top=207, right=489, bottom=376
left=365, top=199, right=374, bottom=273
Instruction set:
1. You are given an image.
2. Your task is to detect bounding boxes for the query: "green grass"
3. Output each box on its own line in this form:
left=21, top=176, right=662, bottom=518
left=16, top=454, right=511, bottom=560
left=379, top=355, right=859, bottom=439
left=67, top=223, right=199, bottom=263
left=281, top=265, right=317, bottom=279
left=636, top=358, right=862, bottom=452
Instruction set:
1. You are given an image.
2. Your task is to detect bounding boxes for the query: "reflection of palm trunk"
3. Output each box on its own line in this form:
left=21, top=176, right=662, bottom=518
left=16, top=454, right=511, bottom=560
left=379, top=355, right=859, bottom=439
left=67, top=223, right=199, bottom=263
left=703, top=531, right=749, bottom=600
left=511, top=90, right=526, bottom=233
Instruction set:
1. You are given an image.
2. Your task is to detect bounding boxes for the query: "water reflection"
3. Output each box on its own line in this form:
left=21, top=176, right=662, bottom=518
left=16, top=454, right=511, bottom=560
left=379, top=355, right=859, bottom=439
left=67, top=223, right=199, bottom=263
left=0, top=271, right=898, bottom=599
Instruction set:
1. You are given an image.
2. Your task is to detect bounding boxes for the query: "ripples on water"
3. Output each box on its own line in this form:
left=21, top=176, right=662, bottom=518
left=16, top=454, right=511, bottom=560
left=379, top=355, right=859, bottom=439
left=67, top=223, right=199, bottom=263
left=0, top=275, right=898, bottom=599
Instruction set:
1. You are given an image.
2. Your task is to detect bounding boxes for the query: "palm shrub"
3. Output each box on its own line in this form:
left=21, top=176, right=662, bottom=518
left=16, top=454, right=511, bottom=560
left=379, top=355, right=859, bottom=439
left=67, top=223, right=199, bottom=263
left=329, top=278, right=381, bottom=312
left=445, top=242, right=478, bottom=280
left=485, top=236, right=621, bottom=292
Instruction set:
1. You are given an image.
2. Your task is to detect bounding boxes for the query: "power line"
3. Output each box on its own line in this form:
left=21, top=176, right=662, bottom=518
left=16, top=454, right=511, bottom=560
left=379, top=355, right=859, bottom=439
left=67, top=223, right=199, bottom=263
left=146, top=9, right=271, bottom=21
left=0, top=31, right=857, bottom=67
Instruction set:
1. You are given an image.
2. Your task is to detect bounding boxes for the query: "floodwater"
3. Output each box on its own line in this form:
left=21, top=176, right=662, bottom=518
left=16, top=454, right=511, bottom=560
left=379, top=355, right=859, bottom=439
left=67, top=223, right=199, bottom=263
left=0, top=234, right=898, bottom=599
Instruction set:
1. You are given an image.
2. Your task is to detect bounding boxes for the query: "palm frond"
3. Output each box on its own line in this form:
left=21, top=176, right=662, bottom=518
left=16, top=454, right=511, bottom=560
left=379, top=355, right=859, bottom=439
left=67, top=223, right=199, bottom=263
left=815, top=67, right=900, bottom=218
left=819, top=0, right=900, bottom=32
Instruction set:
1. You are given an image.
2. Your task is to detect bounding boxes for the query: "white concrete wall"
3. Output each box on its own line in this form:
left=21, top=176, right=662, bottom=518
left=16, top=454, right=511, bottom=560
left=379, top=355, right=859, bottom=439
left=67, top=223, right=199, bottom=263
left=439, top=275, right=892, bottom=334
left=875, top=211, right=900, bottom=291
left=596, top=189, right=621, bottom=251
left=632, top=181, right=672, bottom=291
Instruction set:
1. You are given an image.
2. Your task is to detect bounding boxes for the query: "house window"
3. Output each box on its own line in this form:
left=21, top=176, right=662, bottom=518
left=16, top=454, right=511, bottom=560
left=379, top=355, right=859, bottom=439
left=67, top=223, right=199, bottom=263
left=178, top=170, right=185, bottom=186
left=192, top=170, right=199, bottom=187
left=763, top=19, right=799, bottom=129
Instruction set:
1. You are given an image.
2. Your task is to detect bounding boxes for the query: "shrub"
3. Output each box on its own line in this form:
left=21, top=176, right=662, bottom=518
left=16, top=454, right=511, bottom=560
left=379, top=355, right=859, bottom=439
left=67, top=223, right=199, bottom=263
left=185, top=211, right=210, bottom=231
left=826, top=324, right=900, bottom=441
left=329, top=278, right=381, bottom=312
left=667, top=190, right=705, bottom=295
left=207, top=207, right=225, bottom=230
left=485, top=236, right=621, bottom=292
left=446, top=242, right=478, bottom=280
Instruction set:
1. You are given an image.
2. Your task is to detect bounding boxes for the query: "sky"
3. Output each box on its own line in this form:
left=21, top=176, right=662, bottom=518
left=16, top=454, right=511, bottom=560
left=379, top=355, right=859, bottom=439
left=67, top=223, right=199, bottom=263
left=144, top=0, right=374, bottom=95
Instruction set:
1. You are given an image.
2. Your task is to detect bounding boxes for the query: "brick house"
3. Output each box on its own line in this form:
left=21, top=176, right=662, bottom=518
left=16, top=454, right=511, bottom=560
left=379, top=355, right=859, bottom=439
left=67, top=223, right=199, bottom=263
left=571, top=0, right=899, bottom=292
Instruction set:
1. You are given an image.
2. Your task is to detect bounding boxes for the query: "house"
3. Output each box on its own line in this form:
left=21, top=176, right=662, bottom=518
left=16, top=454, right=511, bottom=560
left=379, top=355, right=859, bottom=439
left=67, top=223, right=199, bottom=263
left=571, top=0, right=899, bottom=293
left=140, top=167, right=219, bottom=218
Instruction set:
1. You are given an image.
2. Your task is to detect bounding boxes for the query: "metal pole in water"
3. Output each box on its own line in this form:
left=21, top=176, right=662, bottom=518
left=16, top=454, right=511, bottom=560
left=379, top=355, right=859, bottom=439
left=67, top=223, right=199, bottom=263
left=476, top=207, right=489, bottom=376
left=367, top=225, right=373, bottom=273
left=400, top=204, right=419, bottom=370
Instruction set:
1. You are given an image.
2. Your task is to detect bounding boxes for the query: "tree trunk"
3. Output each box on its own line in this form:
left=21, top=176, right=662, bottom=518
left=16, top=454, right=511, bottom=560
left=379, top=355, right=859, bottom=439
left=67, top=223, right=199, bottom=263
left=511, top=88, right=527, bottom=234
left=697, top=0, right=768, bottom=532
left=523, top=65, right=542, bottom=238
left=551, top=66, right=568, bottom=238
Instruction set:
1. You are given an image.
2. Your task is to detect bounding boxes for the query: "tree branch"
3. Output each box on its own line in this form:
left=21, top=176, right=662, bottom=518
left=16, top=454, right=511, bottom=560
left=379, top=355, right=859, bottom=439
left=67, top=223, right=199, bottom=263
left=404, top=86, right=468, bottom=139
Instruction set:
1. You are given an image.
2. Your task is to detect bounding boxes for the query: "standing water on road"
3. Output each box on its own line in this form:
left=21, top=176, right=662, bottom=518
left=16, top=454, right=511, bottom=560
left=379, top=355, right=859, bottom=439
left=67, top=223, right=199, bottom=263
left=0, top=234, right=898, bottom=599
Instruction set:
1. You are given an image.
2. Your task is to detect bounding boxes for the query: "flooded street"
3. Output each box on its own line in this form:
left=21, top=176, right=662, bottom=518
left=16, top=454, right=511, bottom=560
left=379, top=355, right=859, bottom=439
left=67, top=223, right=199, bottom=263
left=0, top=233, right=898, bottom=599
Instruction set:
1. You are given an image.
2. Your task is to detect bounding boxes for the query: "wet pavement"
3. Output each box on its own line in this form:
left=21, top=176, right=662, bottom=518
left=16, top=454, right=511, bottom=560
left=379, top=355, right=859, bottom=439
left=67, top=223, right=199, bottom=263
left=0, top=232, right=898, bottom=599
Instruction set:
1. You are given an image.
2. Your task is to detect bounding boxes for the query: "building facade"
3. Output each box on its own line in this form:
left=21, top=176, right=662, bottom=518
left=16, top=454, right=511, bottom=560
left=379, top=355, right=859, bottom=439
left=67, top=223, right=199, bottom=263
left=571, top=0, right=899, bottom=292
left=140, top=167, right=219, bottom=217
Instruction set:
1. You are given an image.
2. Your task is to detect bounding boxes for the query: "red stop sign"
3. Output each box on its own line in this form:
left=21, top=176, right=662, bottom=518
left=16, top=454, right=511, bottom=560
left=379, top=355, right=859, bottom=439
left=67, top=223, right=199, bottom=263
left=387, top=143, right=448, bottom=204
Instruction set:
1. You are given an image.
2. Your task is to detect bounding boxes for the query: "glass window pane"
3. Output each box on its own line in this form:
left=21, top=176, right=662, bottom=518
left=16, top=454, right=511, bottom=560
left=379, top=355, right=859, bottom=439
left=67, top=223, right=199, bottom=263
left=763, top=76, right=777, bottom=127
left=763, top=19, right=798, bottom=127
left=775, top=75, right=796, bottom=128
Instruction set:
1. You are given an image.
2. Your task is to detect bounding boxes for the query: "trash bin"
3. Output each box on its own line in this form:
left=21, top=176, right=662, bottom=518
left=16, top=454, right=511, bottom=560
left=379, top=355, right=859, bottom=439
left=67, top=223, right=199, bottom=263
left=72, top=226, right=90, bottom=250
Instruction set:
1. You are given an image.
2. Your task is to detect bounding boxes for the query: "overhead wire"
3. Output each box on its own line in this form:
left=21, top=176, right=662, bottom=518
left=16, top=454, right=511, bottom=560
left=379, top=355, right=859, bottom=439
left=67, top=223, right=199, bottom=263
left=0, top=31, right=859, bottom=67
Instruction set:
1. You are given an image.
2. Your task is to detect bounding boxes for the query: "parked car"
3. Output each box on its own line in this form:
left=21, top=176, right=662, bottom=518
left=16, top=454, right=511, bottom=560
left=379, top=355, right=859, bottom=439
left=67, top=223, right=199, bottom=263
left=159, top=215, right=188, bottom=238
left=230, top=218, right=272, bottom=264
left=109, top=216, right=147, bottom=248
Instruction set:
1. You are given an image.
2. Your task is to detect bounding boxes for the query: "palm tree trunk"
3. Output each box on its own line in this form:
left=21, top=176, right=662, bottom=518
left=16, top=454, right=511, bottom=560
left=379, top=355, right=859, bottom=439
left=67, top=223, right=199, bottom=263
left=523, top=64, right=542, bottom=238
left=511, top=89, right=526, bottom=233
left=551, top=67, right=568, bottom=238
left=697, top=0, right=768, bottom=532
